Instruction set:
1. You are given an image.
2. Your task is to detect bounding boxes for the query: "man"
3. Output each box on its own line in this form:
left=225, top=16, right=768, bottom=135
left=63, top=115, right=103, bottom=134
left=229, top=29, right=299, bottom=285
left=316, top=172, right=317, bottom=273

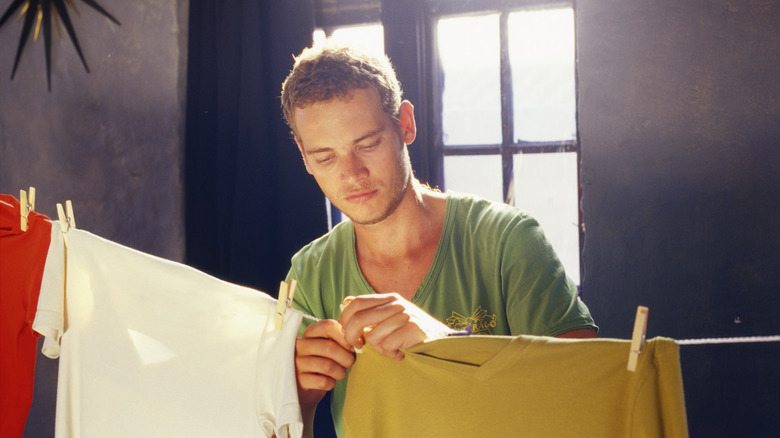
left=280, top=40, right=597, bottom=437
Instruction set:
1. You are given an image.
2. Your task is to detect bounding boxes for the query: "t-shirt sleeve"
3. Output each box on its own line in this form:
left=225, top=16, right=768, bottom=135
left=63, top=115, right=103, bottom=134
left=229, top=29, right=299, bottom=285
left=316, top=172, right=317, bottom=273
left=32, top=222, right=67, bottom=358
left=501, top=214, right=597, bottom=336
left=263, top=309, right=305, bottom=438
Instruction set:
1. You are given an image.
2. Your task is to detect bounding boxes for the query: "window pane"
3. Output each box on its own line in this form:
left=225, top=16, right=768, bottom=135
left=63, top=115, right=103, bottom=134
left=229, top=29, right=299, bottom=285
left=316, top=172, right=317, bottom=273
left=437, top=14, right=502, bottom=146
left=509, top=8, right=576, bottom=142
left=313, top=24, right=385, bottom=57
left=513, top=152, right=580, bottom=283
left=444, top=155, right=503, bottom=203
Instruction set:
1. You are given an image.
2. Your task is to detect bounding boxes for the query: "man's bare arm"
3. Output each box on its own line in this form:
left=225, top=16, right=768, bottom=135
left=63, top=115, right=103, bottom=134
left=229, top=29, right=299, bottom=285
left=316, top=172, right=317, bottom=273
left=556, top=328, right=598, bottom=339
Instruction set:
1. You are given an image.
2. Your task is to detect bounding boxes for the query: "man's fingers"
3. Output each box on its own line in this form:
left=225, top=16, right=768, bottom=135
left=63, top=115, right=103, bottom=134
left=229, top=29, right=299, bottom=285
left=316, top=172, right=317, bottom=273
left=294, top=319, right=356, bottom=400
left=339, top=294, right=398, bottom=326
left=362, top=311, right=412, bottom=346
left=365, top=314, right=425, bottom=359
left=337, top=293, right=450, bottom=360
left=297, top=372, right=336, bottom=393
left=341, top=300, right=405, bottom=347
left=296, top=336, right=356, bottom=369
left=295, top=353, right=350, bottom=386
left=301, top=319, right=353, bottom=352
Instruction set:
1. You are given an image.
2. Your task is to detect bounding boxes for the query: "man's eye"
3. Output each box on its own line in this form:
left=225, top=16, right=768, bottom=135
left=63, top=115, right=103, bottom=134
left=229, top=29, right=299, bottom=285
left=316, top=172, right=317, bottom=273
left=361, top=141, right=380, bottom=151
left=316, top=155, right=333, bottom=164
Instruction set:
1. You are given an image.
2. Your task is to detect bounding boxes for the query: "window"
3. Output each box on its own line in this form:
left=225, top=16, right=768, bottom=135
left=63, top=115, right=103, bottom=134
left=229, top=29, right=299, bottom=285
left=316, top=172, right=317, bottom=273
left=312, top=24, right=385, bottom=58
left=312, top=0, right=581, bottom=284
left=430, top=3, right=581, bottom=283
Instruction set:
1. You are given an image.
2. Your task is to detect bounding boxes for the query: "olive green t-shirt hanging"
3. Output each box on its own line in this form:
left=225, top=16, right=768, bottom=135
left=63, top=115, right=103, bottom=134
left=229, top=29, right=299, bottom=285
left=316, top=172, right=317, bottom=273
left=344, top=336, right=688, bottom=438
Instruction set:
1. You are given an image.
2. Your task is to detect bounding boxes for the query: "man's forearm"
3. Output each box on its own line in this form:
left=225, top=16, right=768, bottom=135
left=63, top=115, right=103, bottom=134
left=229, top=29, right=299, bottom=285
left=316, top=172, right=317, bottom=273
left=300, top=400, right=319, bottom=438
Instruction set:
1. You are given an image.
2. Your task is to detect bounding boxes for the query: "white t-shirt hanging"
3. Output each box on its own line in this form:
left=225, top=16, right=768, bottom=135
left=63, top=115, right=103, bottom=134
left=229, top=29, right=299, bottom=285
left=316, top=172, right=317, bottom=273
left=33, top=224, right=303, bottom=438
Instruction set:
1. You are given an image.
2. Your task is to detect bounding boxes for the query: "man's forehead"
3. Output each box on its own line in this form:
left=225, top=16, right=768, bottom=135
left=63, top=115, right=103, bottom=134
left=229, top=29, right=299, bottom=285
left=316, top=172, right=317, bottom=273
left=296, top=88, right=384, bottom=124
left=296, top=86, right=378, bottom=109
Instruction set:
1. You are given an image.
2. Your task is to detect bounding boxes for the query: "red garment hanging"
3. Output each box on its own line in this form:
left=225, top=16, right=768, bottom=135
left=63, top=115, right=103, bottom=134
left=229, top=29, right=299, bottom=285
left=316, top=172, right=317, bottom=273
left=0, top=194, right=52, bottom=437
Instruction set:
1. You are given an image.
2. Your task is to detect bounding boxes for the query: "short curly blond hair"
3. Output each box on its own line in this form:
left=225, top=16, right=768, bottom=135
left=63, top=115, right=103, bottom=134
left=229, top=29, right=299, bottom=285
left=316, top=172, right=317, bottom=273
left=280, top=40, right=403, bottom=139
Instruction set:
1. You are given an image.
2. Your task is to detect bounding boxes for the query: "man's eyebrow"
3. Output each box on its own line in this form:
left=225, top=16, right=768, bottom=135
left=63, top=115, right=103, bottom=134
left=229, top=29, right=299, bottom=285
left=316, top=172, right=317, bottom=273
left=305, top=146, right=333, bottom=155
left=304, top=126, right=385, bottom=155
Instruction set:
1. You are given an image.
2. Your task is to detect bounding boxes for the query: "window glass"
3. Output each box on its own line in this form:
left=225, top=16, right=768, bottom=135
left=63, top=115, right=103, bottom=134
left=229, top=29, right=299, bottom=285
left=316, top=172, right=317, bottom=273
left=509, top=8, right=576, bottom=142
left=513, top=152, right=580, bottom=283
left=437, top=14, right=502, bottom=146
left=313, top=24, right=385, bottom=56
left=444, top=155, right=503, bottom=202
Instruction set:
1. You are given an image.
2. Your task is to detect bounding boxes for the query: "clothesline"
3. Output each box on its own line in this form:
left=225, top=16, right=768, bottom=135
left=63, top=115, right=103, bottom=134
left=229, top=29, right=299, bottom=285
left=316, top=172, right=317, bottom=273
left=297, top=310, right=780, bottom=347
left=301, top=313, right=320, bottom=323
left=676, top=335, right=780, bottom=346
left=295, top=316, right=780, bottom=347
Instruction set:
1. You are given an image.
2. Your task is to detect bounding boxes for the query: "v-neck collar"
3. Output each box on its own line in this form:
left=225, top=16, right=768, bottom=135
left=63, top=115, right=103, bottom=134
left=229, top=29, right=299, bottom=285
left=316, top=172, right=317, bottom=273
left=405, top=335, right=536, bottom=382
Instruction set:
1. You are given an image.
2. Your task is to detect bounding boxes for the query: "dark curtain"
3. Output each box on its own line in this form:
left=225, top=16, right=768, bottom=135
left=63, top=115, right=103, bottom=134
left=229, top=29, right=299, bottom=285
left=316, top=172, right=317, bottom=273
left=185, top=0, right=327, bottom=294
left=184, top=1, right=337, bottom=436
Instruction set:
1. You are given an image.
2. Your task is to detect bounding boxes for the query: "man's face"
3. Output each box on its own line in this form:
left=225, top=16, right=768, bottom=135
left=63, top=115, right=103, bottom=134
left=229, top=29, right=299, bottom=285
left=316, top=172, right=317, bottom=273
left=294, top=87, right=414, bottom=225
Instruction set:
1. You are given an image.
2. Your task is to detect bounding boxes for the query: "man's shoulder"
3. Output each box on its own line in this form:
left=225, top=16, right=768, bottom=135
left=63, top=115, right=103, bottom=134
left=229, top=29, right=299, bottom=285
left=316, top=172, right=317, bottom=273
left=447, top=192, right=534, bottom=229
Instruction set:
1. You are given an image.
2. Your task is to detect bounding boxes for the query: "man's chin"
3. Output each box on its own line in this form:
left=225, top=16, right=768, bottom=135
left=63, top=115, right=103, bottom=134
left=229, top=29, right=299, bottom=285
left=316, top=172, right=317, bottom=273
left=335, top=185, right=406, bottom=226
left=343, top=212, right=386, bottom=226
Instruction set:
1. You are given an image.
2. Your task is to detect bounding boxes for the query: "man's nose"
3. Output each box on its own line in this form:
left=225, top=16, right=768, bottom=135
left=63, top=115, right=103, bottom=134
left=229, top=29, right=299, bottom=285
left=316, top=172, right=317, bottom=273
left=341, top=153, right=368, bottom=182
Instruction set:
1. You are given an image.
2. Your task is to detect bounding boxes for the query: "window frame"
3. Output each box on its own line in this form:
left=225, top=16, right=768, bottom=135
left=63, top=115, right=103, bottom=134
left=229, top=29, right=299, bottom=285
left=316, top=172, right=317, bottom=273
left=423, top=0, right=579, bottom=200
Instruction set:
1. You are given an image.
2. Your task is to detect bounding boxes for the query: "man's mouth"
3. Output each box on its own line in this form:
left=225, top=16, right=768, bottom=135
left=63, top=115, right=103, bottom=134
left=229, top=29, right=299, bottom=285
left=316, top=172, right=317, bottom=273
left=345, top=189, right=377, bottom=203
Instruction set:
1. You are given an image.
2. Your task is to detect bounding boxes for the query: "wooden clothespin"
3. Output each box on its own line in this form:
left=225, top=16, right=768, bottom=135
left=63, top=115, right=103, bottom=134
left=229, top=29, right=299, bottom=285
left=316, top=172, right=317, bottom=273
left=56, top=200, right=76, bottom=246
left=20, top=187, right=36, bottom=231
left=627, top=306, right=649, bottom=372
left=275, top=279, right=297, bottom=330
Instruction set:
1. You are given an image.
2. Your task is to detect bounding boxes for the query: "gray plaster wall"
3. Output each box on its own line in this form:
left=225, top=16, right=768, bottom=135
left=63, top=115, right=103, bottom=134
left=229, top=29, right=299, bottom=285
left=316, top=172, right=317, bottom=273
left=0, top=0, right=187, bottom=261
left=0, top=1, right=188, bottom=435
left=579, top=0, right=780, bottom=339
left=577, top=0, right=780, bottom=434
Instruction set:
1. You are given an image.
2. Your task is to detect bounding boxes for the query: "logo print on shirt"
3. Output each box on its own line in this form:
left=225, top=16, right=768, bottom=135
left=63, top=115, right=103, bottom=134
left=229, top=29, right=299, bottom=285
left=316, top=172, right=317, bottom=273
left=446, top=306, right=497, bottom=335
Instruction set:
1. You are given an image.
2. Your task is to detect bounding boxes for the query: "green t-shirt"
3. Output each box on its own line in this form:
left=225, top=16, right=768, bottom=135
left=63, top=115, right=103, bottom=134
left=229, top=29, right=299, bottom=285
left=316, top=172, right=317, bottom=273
left=286, top=192, right=597, bottom=436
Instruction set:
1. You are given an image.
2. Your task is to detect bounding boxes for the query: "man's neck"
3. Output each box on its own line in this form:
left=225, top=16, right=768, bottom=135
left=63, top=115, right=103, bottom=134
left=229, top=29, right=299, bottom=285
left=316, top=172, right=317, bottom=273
left=352, top=180, right=447, bottom=298
left=353, top=179, right=447, bottom=263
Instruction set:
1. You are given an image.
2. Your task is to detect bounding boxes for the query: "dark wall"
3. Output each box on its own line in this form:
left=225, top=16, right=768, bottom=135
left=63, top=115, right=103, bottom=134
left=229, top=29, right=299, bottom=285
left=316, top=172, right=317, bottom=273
left=577, top=0, right=780, bottom=435
left=0, top=1, right=188, bottom=436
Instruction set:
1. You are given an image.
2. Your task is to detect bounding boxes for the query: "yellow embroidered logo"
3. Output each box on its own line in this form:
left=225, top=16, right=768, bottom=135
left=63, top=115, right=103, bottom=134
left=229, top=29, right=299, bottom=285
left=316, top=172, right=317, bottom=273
left=446, top=306, right=497, bottom=335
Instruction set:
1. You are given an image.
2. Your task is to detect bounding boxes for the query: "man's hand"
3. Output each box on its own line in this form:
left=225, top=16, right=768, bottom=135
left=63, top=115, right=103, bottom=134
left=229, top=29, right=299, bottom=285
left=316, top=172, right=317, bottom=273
left=295, top=319, right=356, bottom=407
left=339, top=293, right=452, bottom=360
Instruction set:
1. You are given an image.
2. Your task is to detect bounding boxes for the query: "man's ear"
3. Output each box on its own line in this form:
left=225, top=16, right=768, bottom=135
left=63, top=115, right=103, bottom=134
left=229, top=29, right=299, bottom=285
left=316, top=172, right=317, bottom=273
left=398, top=100, right=417, bottom=145
left=295, top=138, right=313, bottom=175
